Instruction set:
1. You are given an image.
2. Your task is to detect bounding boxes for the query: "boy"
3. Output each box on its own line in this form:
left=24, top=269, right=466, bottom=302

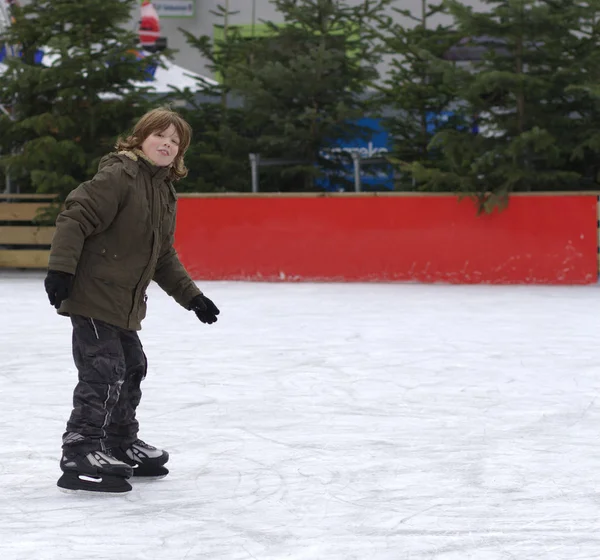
left=44, top=108, right=219, bottom=493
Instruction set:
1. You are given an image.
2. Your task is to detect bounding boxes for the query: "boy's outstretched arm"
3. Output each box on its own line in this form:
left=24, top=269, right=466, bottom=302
left=153, top=233, right=220, bottom=324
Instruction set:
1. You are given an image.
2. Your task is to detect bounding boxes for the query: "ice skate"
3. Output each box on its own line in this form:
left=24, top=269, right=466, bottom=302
left=57, top=473, right=132, bottom=494
left=57, top=449, right=133, bottom=494
left=109, top=439, right=169, bottom=479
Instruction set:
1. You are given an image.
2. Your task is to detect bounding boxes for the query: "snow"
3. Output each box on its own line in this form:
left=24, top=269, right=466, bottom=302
left=2, top=271, right=600, bottom=559
left=149, top=57, right=217, bottom=92
left=0, top=55, right=216, bottom=94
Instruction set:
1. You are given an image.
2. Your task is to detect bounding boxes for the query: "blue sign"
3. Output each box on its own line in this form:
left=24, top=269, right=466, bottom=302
left=318, top=117, right=393, bottom=191
left=0, top=45, right=45, bottom=64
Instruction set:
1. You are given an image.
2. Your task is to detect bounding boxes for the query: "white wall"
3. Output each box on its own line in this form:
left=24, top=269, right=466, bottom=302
left=12, top=0, right=489, bottom=78
left=152, top=0, right=282, bottom=77
left=151, top=0, right=489, bottom=78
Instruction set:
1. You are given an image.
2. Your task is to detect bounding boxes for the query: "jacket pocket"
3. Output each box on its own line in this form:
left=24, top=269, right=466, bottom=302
left=88, top=248, right=137, bottom=287
left=88, top=274, right=134, bottom=318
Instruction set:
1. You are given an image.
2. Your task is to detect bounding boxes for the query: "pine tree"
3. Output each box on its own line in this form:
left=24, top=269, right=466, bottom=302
left=412, top=0, right=600, bottom=210
left=222, top=0, right=392, bottom=191
left=559, top=1, right=600, bottom=184
left=0, top=0, right=158, bottom=200
left=175, top=4, right=259, bottom=192
left=378, top=1, right=466, bottom=190
left=176, top=0, right=391, bottom=192
left=168, top=91, right=256, bottom=193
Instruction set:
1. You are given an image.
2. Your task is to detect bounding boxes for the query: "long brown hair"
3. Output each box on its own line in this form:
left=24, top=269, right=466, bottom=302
left=115, top=107, right=192, bottom=181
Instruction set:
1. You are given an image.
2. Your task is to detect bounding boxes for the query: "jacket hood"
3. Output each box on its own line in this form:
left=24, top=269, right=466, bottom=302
left=98, top=151, right=138, bottom=175
left=98, top=150, right=171, bottom=184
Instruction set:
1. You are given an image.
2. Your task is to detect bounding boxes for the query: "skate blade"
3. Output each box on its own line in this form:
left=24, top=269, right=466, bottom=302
left=57, top=473, right=132, bottom=494
left=131, top=474, right=168, bottom=481
left=57, top=487, right=130, bottom=496
left=131, top=465, right=169, bottom=479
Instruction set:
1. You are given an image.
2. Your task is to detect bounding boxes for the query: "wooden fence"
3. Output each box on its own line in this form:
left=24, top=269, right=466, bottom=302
left=0, top=194, right=56, bottom=269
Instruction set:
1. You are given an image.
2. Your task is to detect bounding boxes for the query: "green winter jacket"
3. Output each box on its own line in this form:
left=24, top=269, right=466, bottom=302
left=48, top=150, right=201, bottom=330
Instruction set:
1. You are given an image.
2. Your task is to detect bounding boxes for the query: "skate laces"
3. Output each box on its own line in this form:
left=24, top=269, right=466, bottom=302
left=133, top=439, right=157, bottom=451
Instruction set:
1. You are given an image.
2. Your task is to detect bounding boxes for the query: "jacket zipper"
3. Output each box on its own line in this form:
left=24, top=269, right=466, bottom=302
left=128, top=182, right=162, bottom=327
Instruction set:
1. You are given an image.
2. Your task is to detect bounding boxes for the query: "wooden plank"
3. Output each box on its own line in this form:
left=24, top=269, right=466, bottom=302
left=0, top=226, right=55, bottom=245
left=0, top=249, right=50, bottom=269
left=0, top=193, right=57, bottom=200
left=0, top=203, right=54, bottom=221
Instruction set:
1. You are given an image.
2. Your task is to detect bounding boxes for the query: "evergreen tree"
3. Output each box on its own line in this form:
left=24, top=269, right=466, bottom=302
left=238, top=0, right=393, bottom=191
left=378, top=1, right=466, bottom=190
left=178, top=0, right=392, bottom=192
left=559, top=1, right=600, bottom=184
left=183, top=0, right=390, bottom=192
left=0, top=0, right=158, bottom=200
left=169, top=92, right=256, bottom=193
left=412, top=0, right=600, bottom=210
left=175, top=4, right=259, bottom=193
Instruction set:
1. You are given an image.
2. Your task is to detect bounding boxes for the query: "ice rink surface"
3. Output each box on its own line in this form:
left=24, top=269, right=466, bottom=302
left=2, top=271, right=600, bottom=560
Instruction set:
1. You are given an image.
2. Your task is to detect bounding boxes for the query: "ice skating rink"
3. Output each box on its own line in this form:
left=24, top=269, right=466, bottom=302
left=2, top=271, right=600, bottom=560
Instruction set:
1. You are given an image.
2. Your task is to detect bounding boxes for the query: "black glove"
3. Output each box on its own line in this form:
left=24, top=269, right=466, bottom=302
left=189, top=294, right=220, bottom=325
left=44, top=270, right=74, bottom=309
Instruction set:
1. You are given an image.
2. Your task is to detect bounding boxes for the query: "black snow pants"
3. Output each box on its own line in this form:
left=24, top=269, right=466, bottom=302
left=62, top=315, right=147, bottom=454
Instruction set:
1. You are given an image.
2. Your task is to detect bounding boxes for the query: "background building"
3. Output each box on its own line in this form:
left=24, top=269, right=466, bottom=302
left=145, top=0, right=487, bottom=78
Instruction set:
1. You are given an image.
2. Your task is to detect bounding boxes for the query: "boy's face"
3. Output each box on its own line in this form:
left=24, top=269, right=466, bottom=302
left=141, top=124, right=180, bottom=167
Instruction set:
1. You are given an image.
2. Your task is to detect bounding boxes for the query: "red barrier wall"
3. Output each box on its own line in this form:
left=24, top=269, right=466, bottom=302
left=174, top=194, right=598, bottom=284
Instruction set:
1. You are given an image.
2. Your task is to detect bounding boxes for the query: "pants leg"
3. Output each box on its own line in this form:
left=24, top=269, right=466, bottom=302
left=63, top=315, right=127, bottom=454
left=105, top=329, right=147, bottom=449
